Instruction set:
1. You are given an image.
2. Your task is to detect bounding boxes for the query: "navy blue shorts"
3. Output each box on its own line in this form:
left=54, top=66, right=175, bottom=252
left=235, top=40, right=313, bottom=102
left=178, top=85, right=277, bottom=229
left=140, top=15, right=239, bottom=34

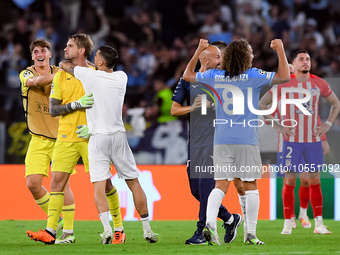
left=189, top=145, right=214, bottom=179
left=281, top=141, right=324, bottom=173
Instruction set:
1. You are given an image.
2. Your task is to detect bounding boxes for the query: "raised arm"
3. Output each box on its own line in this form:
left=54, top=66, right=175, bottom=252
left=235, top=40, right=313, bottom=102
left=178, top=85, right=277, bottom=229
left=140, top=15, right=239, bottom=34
left=270, top=39, right=290, bottom=85
left=59, top=60, right=76, bottom=76
left=26, top=73, right=56, bottom=87
left=183, top=39, right=209, bottom=82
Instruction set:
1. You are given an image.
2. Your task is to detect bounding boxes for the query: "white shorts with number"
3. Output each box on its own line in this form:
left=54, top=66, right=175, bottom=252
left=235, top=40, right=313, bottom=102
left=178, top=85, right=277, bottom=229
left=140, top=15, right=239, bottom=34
left=213, top=144, right=262, bottom=181
left=88, top=132, right=139, bottom=183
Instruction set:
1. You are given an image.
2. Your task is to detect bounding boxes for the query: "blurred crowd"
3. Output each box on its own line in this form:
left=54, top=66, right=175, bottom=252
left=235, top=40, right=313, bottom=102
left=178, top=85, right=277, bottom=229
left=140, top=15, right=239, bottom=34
left=1, top=0, right=340, bottom=129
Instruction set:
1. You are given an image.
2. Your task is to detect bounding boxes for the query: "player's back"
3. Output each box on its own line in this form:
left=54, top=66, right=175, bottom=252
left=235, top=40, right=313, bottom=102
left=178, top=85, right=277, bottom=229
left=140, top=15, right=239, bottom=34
left=75, top=67, right=126, bottom=135
left=196, top=68, right=275, bottom=145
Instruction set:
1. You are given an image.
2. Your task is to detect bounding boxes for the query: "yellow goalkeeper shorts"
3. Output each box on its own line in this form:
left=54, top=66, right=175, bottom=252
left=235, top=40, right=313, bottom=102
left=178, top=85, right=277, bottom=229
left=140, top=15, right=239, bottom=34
left=25, top=135, right=55, bottom=177
left=51, top=140, right=89, bottom=173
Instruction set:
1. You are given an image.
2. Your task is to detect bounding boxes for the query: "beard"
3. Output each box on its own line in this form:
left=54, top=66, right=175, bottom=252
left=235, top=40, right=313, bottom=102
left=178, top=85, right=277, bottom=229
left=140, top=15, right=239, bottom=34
left=302, top=70, right=309, bottom=74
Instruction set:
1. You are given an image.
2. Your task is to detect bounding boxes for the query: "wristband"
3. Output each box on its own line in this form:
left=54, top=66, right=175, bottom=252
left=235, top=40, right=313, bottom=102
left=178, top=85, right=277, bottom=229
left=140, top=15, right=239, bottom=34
left=70, top=101, right=81, bottom=110
left=66, top=103, right=73, bottom=112
left=325, top=121, right=332, bottom=127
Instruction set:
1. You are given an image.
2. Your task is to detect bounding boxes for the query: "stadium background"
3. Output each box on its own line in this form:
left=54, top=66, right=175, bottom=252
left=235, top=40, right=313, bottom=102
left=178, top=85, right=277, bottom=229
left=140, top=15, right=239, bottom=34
left=0, top=0, right=339, bottom=221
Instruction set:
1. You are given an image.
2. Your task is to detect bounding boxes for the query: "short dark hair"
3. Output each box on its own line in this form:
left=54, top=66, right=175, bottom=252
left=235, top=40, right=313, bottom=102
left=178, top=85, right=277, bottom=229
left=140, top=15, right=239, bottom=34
left=30, top=39, right=51, bottom=53
left=211, top=41, right=227, bottom=51
left=291, top=50, right=309, bottom=62
left=69, top=33, right=93, bottom=57
left=98, top=45, right=119, bottom=69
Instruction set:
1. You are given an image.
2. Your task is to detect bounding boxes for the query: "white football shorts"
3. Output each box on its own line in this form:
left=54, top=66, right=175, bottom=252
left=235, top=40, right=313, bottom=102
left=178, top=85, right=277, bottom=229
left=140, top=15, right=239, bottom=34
left=213, top=144, right=262, bottom=181
left=88, top=132, right=139, bottom=183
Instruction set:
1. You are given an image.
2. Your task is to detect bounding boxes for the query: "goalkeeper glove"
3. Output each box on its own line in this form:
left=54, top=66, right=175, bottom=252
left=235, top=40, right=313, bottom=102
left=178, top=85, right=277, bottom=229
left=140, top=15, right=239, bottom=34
left=76, top=125, right=90, bottom=139
left=66, top=92, right=94, bottom=111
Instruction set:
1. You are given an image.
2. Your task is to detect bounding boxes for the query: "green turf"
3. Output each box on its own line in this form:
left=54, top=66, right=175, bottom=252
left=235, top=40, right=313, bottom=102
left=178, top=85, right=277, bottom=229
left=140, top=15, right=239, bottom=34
left=1, top=220, right=339, bottom=254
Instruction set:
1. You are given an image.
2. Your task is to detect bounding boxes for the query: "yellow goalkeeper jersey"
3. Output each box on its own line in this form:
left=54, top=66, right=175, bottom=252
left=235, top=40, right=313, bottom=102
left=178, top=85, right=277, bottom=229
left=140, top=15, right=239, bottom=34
left=50, top=69, right=91, bottom=142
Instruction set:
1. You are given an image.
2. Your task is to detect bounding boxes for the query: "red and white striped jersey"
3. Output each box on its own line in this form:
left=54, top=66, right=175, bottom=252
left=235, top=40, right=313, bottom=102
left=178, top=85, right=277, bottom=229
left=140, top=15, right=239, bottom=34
left=269, top=73, right=332, bottom=143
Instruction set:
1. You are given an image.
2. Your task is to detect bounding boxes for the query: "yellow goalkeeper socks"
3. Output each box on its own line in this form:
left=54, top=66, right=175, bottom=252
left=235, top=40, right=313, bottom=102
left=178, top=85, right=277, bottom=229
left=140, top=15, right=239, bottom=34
left=106, top=187, right=123, bottom=231
left=62, top=204, right=75, bottom=232
left=47, top=192, right=64, bottom=231
left=35, top=192, right=50, bottom=215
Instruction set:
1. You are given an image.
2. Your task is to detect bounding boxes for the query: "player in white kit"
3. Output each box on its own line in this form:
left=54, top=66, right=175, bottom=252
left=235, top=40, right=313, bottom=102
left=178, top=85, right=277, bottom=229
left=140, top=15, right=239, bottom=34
left=59, top=45, right=158, bottom=244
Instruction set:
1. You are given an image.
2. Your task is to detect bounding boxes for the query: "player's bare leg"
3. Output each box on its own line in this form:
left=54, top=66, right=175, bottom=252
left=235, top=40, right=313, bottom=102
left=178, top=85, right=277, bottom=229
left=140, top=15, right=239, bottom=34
left=125, top=178, right=158, bottom=243
left=26, top=174, right=53, bottom=220
left=27, top=174, right=47, bottom=200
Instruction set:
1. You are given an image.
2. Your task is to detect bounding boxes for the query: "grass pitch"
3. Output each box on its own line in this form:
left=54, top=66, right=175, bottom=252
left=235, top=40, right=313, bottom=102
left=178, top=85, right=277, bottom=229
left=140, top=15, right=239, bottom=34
left=1, top=220, right=339, bottom=255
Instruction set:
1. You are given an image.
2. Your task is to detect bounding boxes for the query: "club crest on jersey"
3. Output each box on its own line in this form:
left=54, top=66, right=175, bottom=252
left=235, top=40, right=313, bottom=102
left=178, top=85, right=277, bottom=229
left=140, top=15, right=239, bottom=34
left=285, top=159, right=291, bottom=167
left=311, top=88, right=318, bottom=96
left=297, top=101, right=314, bottom=115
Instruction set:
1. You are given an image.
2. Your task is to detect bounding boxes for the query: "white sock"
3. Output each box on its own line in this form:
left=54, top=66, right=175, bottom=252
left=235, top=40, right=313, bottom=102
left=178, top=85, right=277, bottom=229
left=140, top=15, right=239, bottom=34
left=284, top=219, right=292, bottom=226
left=238, top=194, right=247, bottom=231
left=99, top=211, right=112, bottom=233
left=245, top=189, right=259, bottom=236
left=206, top=188, right=225, bottom=230
left=114, top=226, right=124, bottom=232
left=141, top=216, right=151, bottom=232
left=299, top=207, right=307, bottom=217
left=46, top=227, right=56, bottom=236
left=314, top=216, right=323, bottom=227
left=63, top=229, right=73, bottom=234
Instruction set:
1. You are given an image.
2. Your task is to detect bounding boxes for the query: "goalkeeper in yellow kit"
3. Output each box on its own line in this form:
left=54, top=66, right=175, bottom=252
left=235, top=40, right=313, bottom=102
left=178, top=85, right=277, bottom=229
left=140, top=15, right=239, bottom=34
left=26, top=34, right=124, bottom=245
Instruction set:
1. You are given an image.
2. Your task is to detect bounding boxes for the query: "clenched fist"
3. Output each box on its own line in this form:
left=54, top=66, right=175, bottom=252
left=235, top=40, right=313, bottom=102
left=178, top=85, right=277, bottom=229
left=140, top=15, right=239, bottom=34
left=197, top=39, right=209, bottom=52
left=270, top=39, right=284, bottom=51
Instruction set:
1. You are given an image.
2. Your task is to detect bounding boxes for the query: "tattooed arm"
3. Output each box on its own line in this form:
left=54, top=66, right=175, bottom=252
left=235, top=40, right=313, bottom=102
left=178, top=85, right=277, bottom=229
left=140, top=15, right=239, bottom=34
left=49, top=98, right=72, bottom=117
left=49, top=95, right=94, bottom=117
left=59, top=60, right=76, bottom=76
